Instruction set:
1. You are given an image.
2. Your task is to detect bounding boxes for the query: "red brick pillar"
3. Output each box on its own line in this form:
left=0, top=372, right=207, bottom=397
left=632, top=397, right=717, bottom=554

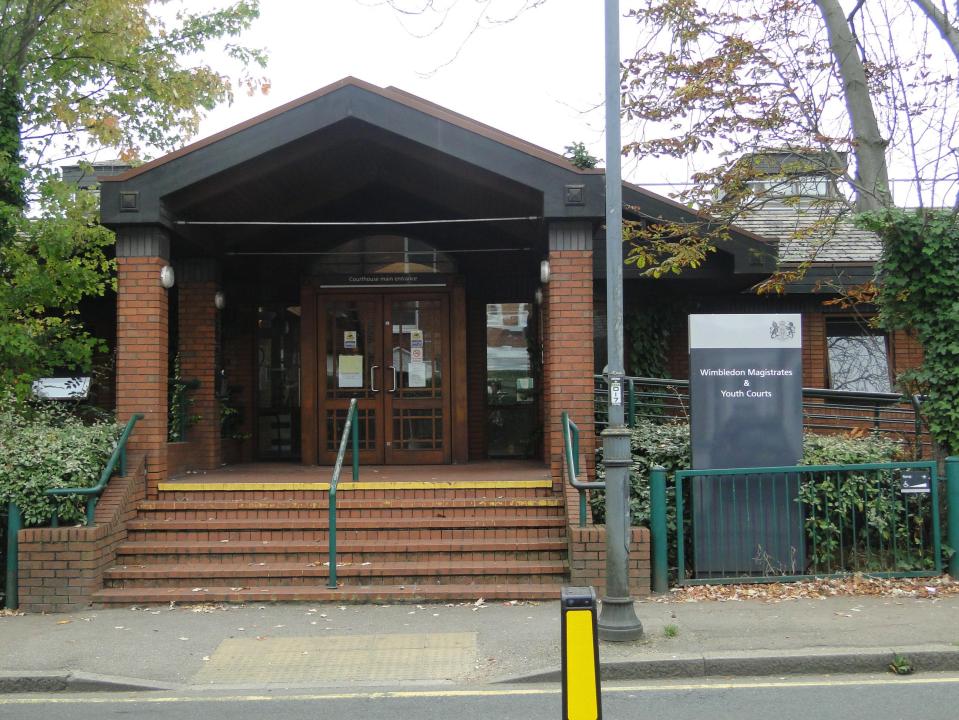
left=115, top=227, right=170, bottom=498
left=544, top=222, right=595, bottom=501
left=177, top=260, right=222, bottom=470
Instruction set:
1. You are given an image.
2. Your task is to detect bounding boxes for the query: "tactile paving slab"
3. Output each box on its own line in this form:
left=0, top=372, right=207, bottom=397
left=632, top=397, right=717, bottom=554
left=193, top=632, right=478, bottom=685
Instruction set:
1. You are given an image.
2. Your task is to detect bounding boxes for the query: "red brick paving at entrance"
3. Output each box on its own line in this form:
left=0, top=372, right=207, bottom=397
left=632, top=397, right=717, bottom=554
left=165, top=460, right=550, bottom=484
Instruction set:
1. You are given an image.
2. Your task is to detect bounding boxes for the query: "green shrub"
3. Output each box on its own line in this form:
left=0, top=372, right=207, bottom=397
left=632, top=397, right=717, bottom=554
left=592, top=419, right=690, bottom=526
left=0, top=395, right=120, bottom=526
left=801, top=432, right=902, bottom=466
left=798, top=433, right=915, bottom=571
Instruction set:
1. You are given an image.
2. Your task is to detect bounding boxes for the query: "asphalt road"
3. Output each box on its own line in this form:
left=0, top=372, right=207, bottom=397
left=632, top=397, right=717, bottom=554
left=2, top=674, right=958, bottom=720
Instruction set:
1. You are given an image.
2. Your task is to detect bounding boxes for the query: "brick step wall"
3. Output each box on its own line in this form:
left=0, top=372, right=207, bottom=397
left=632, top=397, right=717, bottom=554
left=100, top=480, right=570, bottom=605
left=92, top=583, right=563, bottom=605
left=114, top=539, right=568, bottom=566
left=156, top=485, right=554, bottom=502
left=136, top=497, right=565, bottom=520
left=126, top=516, right=566, bottom=543
left=126, top=528, right=566, bottom=543
left=102, top=559, right=567, bottom=588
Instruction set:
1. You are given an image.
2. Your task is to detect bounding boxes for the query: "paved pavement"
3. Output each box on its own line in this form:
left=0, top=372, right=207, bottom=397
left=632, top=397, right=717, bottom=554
left=0, top=593, right=957, bottom=692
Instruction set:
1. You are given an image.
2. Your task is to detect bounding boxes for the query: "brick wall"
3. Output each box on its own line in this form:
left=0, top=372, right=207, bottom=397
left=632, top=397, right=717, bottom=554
left=167, top=441, right=196, bottom=477
left=891, top=327, right=923, bottom=377
left=16, top=455, right=147, bottom=613
left=568, top=525, right=651, bottom=597
left=177, top=280, right=221, bottom=470
left=116, top=256, right=169, bottom=497
left=544, top=249, right=595, bottom=491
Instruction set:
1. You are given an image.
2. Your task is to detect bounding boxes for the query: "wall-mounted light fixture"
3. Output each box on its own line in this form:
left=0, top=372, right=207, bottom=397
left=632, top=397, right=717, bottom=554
left=159, top=265, right=175, bottom=289
left=214, top=291, right=226, bottom=310
left=539, top=260, right=551, bottom=285
left=534, top=288, right=544, bottom=305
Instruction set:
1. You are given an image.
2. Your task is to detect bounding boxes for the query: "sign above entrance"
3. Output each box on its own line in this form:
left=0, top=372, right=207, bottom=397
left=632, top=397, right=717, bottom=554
left=317, top=274, right=455, bottom=289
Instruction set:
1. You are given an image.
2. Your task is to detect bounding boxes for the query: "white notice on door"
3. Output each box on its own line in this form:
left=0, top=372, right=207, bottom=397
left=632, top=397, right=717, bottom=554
left=338, top=355, right=363, bottom=388
left=408, top=360, right=427, bottom=388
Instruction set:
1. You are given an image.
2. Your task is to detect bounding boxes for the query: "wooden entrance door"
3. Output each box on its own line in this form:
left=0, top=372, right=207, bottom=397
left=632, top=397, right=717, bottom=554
left=316, top=292, right=451, bottom=465
left=383, top=295, right=450, bottom=464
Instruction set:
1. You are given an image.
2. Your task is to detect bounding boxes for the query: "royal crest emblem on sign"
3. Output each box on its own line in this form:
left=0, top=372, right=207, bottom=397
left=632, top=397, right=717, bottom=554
left=769, top=320, right=796, bottom=341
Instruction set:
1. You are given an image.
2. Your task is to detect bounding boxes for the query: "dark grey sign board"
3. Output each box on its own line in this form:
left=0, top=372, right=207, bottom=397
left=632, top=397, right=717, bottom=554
left=689, top=314, right=804, bottom=577
left=901, top=471, right=931, bottom=494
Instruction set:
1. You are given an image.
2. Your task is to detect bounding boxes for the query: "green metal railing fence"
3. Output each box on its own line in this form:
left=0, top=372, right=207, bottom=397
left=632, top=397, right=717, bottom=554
left=674, top=461, right=943, bottom=585
left=562, top=411, right=604, bottom=527
left=595, top=376, right=929, bottom=457
left=4, top=413, right=143, bottom=610
left=948, top=457, right=959, bottom=580
left=328, top=398, right=360, bottom=590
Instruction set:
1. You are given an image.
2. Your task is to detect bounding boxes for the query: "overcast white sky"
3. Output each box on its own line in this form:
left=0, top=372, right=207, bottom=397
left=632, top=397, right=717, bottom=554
left=189, top=1, right=688, bottom=189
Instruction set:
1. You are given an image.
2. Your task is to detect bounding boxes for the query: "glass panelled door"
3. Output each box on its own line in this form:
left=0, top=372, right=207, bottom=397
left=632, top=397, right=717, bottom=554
left=384, top=296, right=450, bottom=464
left=317, top=293, right=451, bottom=465
left=317, top=297, right=384, bottom=465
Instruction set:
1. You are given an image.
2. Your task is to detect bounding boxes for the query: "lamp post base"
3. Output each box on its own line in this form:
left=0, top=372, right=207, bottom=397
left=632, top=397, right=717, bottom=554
left=598, top=596, right=644, bottom=642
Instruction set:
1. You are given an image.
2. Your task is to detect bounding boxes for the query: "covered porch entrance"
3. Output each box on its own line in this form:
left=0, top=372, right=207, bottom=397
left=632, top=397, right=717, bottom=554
left=102, top=77, right=604, bottom=503
left=87, top=77, right=660, bottom=604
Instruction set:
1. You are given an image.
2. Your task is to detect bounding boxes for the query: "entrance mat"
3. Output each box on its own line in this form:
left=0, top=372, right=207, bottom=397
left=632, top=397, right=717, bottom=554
left=192, top=632, right=478, bottom=685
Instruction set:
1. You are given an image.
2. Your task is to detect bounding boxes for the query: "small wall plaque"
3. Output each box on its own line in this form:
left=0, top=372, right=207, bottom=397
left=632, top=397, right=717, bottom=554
left=901, top=470, right=931, bottom=494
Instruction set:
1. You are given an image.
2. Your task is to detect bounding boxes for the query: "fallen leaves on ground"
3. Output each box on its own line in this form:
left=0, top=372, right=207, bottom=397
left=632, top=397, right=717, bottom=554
left=0, top=609, right=24, bottom=617
left=656, top=574, right=959, bottom=603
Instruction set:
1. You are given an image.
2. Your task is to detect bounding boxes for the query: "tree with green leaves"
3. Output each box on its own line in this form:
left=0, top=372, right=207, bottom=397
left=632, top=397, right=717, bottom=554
left=620, top=0, right=959, bottom=452
left=0, top=0, right=266, bottom=395
left=564, top=141, right=600, bottom=169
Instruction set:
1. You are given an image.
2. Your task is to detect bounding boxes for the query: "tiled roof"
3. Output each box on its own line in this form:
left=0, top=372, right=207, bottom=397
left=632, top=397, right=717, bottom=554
left=733, top=204, right=882, bottom=264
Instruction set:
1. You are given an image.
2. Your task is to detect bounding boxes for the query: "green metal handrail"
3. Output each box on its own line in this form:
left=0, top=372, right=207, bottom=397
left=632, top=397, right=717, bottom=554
left=45, top=413, right=144, bottom=527
left=674, top=460, right=943, bottom=586
left=562, top=411, right=604, bottom=528
left=328, top=399, right=360, bottom=590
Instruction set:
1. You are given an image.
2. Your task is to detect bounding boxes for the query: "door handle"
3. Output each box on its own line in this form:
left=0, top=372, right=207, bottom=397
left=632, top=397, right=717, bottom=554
left=370, top=364, right=379, bottom=392
left=389, top=365, right=398, bottom=392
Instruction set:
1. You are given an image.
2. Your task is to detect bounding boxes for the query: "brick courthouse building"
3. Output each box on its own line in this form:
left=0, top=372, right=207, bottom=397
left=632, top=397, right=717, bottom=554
left=12, top=78, right=923, bottom=610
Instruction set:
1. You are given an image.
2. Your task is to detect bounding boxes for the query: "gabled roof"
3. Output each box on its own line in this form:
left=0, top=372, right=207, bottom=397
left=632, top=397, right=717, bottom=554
left=100, top=77, right=605, bottom=225
left=621, top=181, right=777, bottom=276
left=734, top=204, right=882, bottom=264
left=104, top=77, right=598, bottom=184
left=98, top=76, right=776, bottom=275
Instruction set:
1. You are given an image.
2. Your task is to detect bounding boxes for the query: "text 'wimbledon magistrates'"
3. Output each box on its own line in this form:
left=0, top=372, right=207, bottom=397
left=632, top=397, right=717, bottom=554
left=700, top=367, right=794, bottom=399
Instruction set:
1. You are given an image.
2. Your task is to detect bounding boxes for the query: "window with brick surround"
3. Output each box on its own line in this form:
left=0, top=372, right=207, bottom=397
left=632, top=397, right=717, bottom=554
left=826, top=318, right=892, bottom=393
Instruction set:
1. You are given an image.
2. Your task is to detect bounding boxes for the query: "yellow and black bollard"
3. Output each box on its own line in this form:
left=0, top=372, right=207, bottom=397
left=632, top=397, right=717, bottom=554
left=561, top=586, right=602, bottom=720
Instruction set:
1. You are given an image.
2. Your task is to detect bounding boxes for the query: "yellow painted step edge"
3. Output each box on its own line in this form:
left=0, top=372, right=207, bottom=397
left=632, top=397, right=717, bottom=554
left=158, top=480, right=554, bottom=492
